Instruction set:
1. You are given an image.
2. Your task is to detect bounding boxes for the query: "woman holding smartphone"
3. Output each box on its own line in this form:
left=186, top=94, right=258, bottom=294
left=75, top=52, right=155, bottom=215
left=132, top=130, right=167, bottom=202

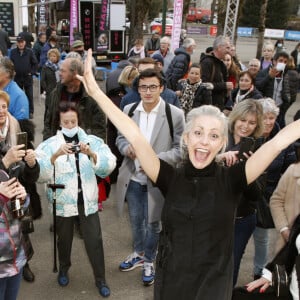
left=217, top=99, right=264, bottom=286
left=0, top=175, right=28, bottom=300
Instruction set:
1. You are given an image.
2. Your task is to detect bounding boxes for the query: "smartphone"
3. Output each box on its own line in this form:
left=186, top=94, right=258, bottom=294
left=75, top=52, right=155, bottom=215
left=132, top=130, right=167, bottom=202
left=17, top=132, right=27, bottom=150
left=237, top=137, right=256, bottom=161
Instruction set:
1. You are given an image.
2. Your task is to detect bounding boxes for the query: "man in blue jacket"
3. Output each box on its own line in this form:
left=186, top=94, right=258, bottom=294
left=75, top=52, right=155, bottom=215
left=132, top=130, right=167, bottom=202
left=0, top=57, right=29, bottom=120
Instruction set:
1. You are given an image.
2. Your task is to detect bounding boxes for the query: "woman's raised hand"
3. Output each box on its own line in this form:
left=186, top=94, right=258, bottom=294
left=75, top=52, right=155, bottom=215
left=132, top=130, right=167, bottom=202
left=76, top=49, right=100, bottom=97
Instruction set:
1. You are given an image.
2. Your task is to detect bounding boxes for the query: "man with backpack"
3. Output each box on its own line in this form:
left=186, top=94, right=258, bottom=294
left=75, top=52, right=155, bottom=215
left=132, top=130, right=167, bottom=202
left=115, top=69, right=184, bottom=286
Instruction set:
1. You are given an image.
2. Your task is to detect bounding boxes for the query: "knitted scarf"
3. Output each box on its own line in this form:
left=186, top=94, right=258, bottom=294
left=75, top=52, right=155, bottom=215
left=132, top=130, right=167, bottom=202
left=0, top=117, right=9, bottom=141
left=45, top=59, right=59, bottom=71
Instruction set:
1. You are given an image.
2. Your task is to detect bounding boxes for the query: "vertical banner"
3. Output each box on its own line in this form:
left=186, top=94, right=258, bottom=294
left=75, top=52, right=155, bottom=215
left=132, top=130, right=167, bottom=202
left=97, top=0, right=109, bottom=51
left=80, top=2, right=93, bottom=49
left=37, top=0, right=48, bottom=33
left=171, top=0, right=183, bottom=51
left=69, top=0, right=78, bottom=45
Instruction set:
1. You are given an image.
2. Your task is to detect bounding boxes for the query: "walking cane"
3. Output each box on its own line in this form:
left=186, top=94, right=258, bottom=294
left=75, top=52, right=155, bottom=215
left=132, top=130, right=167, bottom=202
left=47, top=183, right=65, bottom=273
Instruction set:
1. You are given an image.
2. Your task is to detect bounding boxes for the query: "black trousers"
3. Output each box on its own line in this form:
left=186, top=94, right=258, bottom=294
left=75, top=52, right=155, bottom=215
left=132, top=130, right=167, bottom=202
left=56, top=204, right=106, bottom=284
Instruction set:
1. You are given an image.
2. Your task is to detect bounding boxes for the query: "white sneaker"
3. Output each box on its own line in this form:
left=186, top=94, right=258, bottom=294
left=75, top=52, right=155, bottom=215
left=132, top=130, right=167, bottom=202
left=142, top=262, right=155, bottom=286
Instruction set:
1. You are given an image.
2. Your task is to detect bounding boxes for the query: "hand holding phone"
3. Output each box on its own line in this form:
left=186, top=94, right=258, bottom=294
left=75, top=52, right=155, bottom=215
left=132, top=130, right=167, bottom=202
left=17, top=132, right=28, bottom=151
left=238, top=137, right=256, bottom=161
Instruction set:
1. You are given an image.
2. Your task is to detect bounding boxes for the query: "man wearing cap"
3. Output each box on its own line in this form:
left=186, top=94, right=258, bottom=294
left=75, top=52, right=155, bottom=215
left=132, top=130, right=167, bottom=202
left=18, top=25, right=34, bottom=49
left=151, top=36, right=174, bottom=73
left=70, top=40, right=96, bottom=73
left=9, top=34, right=38, bottom=119
left=144, top=31, right=160, bottom=57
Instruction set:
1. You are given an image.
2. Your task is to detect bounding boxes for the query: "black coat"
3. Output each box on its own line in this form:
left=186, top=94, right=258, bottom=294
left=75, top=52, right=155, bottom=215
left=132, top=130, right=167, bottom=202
left=200, top=54, right=228, bottom=110
left=9, top=47, right=38, bottom=85
left=165, top=47, right=191, bottom=91
left=43, top=83, right=106, bottom=140
left=41, top=64, right=58, bottom=95
left=0, top=28, right=11, bottom=56
left=255, top=66, right=290, bottom=111
left=231, top=87, right=263, bottom=104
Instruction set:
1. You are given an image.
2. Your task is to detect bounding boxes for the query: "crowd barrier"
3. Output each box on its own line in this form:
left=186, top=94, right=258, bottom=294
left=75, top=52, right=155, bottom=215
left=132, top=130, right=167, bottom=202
left=186, top=25, right=300, bottom=41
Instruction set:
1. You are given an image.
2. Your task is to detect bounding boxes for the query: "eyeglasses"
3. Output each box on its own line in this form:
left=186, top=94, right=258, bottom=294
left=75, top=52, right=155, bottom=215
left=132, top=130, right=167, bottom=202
left=249, top=65, right=259, bottom=67
left=138, top=85, right=160, bottom=92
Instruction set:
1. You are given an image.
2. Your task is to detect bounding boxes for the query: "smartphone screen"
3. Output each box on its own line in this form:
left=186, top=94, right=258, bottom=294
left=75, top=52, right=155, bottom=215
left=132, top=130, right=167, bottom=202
left=237, top=137, right=256, bottom=161
left=17, top=132, right=27, bottom=150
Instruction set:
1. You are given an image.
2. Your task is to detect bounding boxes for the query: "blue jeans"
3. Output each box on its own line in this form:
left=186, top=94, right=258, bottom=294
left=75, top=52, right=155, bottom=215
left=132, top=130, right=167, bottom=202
left=233, top=213, right=256, bottom=286
left=0, top=268, right=23, bottom=300
left=126, top=180, right=160, bottom=263
left=253, top=226, right=269, bottom=276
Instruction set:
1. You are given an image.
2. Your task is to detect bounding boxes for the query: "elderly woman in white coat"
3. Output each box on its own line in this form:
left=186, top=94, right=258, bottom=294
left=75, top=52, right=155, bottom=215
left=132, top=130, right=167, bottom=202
left=35, top=101, right=116, bottom=298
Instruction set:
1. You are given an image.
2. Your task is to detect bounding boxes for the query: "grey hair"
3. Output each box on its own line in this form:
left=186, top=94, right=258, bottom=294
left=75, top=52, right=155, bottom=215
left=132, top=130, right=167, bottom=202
left=213, top=36, right=230, bottom=50
left=180, top=105, right=228, bottom=160
left=64, top=57, right=84, bottom=76
left=0, top=57, right=15, bottom=79
left=182, top=38, right=196, bottom=49
left=248, top=58, right=261, bottom=68
left=257, top=98, right=279, bottom=116
left=66, top=51, right=82, bottom=60
left=160, top=36, right=171, bottom=45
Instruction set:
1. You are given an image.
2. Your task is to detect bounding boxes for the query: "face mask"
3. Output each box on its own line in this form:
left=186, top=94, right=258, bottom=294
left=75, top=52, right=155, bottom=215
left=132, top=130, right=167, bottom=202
left=61, top=126, right=79, bottom=138
left=276, top=62, right=286, bottom=72
left=277, top=43, right=282, bottom=48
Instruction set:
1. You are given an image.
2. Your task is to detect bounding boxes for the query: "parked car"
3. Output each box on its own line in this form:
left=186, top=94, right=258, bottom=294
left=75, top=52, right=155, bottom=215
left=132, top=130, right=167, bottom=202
left=186, top=7, right=211, bottom=23
left=150, top=17, right=173, bottom=35
left=200, top=15, right=211, bottom=24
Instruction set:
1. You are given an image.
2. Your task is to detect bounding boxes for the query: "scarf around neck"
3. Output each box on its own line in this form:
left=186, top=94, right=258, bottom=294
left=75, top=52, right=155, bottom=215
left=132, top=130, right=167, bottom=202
left=0, top=117, right=9, bottom=141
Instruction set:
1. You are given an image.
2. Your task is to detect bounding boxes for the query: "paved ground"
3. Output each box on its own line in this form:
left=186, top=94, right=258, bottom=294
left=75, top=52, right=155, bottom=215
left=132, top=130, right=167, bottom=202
left=17, top=35, right=300, bottom=299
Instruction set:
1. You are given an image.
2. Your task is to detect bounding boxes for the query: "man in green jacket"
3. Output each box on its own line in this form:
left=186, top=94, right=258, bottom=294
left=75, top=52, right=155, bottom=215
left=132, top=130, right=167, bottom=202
left=43, top=57, right=106, bottom=140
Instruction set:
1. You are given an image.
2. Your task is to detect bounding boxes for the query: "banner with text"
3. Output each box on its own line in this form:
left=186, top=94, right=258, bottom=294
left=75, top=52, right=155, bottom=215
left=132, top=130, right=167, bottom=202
left=97, top=0, right=109, bottom=52
left=70, top=0, right=78, bottom=45
left=171, top=0, right=183, bottom=51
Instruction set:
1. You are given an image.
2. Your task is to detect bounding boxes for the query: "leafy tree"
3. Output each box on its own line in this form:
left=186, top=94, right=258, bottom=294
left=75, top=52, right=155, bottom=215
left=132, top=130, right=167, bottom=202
left=240, top=0, right=290, bottom=29
left=265, top=0, right=289, bottom=29
left=127, top=0, right=151, bottom=49
left=239, top=0, right=261, bottom=27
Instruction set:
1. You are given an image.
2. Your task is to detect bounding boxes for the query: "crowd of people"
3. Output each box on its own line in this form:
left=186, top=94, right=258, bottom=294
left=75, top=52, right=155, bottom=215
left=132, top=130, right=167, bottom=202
left=0, top=22, right=300, bottom=300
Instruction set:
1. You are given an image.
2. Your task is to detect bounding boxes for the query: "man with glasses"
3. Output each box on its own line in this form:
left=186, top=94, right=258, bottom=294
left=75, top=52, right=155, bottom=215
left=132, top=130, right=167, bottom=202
left=116, top=69, right=184, bottom=286
left=120, top=57, right=180, bottom=110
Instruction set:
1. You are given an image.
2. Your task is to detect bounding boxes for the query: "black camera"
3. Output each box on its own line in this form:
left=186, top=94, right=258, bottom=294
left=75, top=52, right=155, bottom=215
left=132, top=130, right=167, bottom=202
left=71, top=144, right=81, bottom=153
